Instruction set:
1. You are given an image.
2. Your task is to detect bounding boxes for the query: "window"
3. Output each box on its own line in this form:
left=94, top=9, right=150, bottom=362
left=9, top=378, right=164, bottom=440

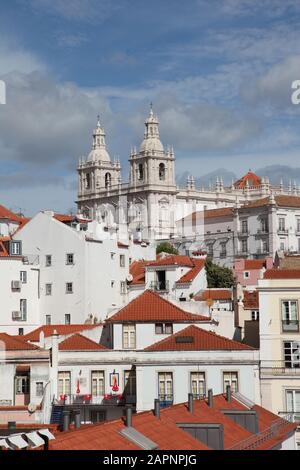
left=279, top=217, right=286, bottom=231
left=251, top=311, right=259, bottom=321
left=284, top=341, right=300, bottom=368
left=244, top=271, right=250, bottom=279
left=190, top=372, right=206, bottom=398
left=66, top=253, right=74, bottom=265
left=298, top=238, right=300, bottom=253
left=120, top=281, right=126, bottom=294
left=241, top=220, right=248, bottom=234
left=158, top=372, right=173, bottom=404
left=10, top=241, right=21, bottom=256
left=159, top=163, right=166, bottom=181
left=241, top=239, right=248, bottom=253
left=105, top=172, right=111, bottom=189
left=111, top=280, right=115, bottom=288
left=110, top=252, right=115, bottom=260
left=282, top=301, right=299, bottom=332
left=45, top=315, right=51, bottom=325
left=65, top=314, right=71, bottom=325
left=220, top=242, right=227, bottom=258
left=58, top=372, right=71, bottom=396
left=45, top=255, right=52, bottom=267
left=297, top=219, right=300, bottom=233
left=66, top=282, right=73, bottom=294
left=20, top=271, right=27, bottom=284
left=18, top=328, right=24, bottom=335
left=45, top=283, right=52, bottom=296
left=36, top=382, right=44, bottom=397
left=223, top=372, right=238, bottom=393
left=120, top=254, right=125, bottom=267
left=138, top=164, right=144, bottom=181
left=262, top=240, right=269, bottom=253
left=261, top=218, right=268, bottom=232
left=124, top=370, right=136, bottom=396
left=20, top=299, right=27, bottom=321
left=91, top=371, right=105, bottom=396
left=15, top=375, right=29, bottom=394
left=207, top=244, right=213, bottom=257
left=122, top=324, right=136, bottom=349
left=86, top=173, right=91, bottom=189
left=286, top=390, right=300, bottom=418
left=155, top=323, right=173, bottom=335
left=280, top=239, right=285, bottom=251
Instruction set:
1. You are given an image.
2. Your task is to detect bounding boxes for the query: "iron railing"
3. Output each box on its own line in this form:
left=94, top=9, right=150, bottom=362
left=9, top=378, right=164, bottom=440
left=150, top=281, right=170, bottom=292
left=282, top=320, right=299, bottom=332
left=278, top=412, right=300, bottom=424
left=260, top=361, right=300, bottom=376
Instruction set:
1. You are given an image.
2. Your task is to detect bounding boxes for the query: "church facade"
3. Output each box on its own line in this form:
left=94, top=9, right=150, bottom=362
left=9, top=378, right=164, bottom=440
left=77, top=108, right=300, bottom=242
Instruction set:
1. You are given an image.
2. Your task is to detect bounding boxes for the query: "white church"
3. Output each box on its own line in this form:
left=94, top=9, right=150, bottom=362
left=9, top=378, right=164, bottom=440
left=77, top=107, right=299, bottom=241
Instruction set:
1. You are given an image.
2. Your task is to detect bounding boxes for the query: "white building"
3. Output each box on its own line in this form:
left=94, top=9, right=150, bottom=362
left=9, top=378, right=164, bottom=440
left=14, top=210, right=155, bottom=326
left=77, top=109, right=300, bottom=242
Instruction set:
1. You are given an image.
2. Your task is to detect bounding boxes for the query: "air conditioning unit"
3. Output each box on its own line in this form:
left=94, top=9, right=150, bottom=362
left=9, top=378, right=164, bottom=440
left=11, top=280, right=21, bottom=290
left=12, top=311, right=22, bottom=320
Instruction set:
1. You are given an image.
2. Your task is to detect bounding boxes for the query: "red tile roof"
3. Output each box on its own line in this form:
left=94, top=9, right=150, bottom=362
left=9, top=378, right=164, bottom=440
left=107, top=290, right=209, bottom=323
left=264, top=269, right=300, bottom=279
left=234, top=171, right=262, bottom=189
left=148, top=255, right=195, bottom=267
left=53, top=214, right=89, bottom=224
left=58, top=334, right=107, bottom=351
left=0, top=333, right=41, bottom=351
left=194, top=289, right=232, bottom=301
left=23, top=324, right=100, bottom=342
left=145, top=325, right=254, bottom=351
left=46, top=394, right=295, bottom=451
left=129, top=260, right=154, bottom=285
left=242, top=195, right=300, bottom=210
left=176, top=258, right=205, bottom=284
left=0, top=237, right=9, bottom=257
left=243, top=290, right=259, bottom=309
left=0, top=204, right=25, bottom=223
left=244, top=259, right=268, bottom=270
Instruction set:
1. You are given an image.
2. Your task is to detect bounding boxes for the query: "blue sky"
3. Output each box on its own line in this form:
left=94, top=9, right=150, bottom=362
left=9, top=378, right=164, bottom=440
left=1, top=0, right=300, bottom=215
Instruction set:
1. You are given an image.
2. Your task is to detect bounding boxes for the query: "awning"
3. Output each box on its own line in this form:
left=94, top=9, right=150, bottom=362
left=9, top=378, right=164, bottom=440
left=7, top=434, right=28, bottom=449
left=37, top=429, right=55, bottom=440
left=25, top=431, right=45, bottom=448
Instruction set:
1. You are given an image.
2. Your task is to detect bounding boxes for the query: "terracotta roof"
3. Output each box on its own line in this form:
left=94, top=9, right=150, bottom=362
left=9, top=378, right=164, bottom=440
left=129, top=260, right=154, bottom=285
left=243, top=290, right=259, bottom=309
left=46, top=394, right=295, bottom=451
left=107, top=290, right=209, bottom=323
left=23, top=324, right=100, bottom=342
left=148, top=255, right=195, bottom=267
left=279, top=256, right=300, bottom=270
left=234, top=171, right=262, bottom=189
left=58, top=334, right=107, bottom=351
left=194, top=289, right=232, bottom=301
left=145, top=325, right=254, bottom=351
left=243, top=259, right=268, bottom=270
left=53, top=214, right=89, bottom=224
left=176, top=258, right=205, bottom=284
left=117, top=242, right=129, bottom=249
left=0, top=204, right=25, bottom=223
left=242, top=195, right=300, bottom=210
left=0, top=237, right=9, bottom=257
left=0, top=333, right=41, bottom=350
left=264, top=269, right=300, bottom=279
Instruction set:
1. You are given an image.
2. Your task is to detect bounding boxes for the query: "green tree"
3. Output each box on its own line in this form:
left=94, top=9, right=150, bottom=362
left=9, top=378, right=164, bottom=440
left=205, top=258, right=234, bottom=288
left=156, top=242, right=179, bottom=255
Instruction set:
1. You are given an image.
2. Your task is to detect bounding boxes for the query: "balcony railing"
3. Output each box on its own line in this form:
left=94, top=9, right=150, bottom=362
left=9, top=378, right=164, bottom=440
left=278, top=411, right=300, bottom=425
left=282, top=319, right=299, bottom=332
left=277, top=229, right=288, bottom=235
left=150, top=281, right=170, bottom=292
left=228, top=417, right=293, bottom=450
left=158, top=394, right=173, bottom=408
left=237, top=231, right=249, bottom=237
left=57, top=393, right=136, bottom=406
left=260, top=361, right=300, bottom=376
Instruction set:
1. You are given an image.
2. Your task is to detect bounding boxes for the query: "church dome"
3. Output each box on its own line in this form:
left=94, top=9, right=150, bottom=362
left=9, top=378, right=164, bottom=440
left=87, top=117, right=111, bottom=163
left=139, top=106, right=164, bottom=153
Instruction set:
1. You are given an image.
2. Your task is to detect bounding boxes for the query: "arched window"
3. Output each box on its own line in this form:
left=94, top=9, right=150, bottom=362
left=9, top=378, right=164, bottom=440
left=138, top=163, right=144, bottom=181
left=159, top=163, right=166, bottom=181
left=86, top=173, right=91, bottom=189
left=105, top=172, right=111, bottom=189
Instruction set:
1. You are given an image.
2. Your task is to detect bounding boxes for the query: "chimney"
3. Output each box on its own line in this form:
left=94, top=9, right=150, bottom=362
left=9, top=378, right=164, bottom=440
left=125, top=405, right=132, bottom=427
left=154, top=399, right=160, bottom=419
left=63, top=410, right=71, bottom=432
left=74, top=410, right=81, bottom=429
left=208, top=389, right=213, bottom=408
left=226, top=385, right=231, bottom=403
left=188, top=393, right=194, bottom=413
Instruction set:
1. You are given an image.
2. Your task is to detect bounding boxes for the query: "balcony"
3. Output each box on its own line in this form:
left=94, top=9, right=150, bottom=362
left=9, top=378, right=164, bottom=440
left=260, top=361, right=300, bottom=377
left=158, top=394, right=173, bottom=408
left=237, top=231, right=249, bottom=238
left=150, top=281, right=170, bottom=292
left=278, top=412, right=300, bottom=425
left=277, top=229, right=288, bottom=235
left=282, top=319, right=299, bottom=332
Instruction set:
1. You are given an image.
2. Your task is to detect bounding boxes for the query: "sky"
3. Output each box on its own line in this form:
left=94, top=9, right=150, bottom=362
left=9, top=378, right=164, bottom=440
left=1, top=0, right=300, bottom=215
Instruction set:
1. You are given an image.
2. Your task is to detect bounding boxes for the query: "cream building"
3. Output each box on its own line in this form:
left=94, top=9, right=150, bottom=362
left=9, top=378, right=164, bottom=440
left=77, top=108, right=300, bottom=243
left=259, top=269, right=300, bottom=449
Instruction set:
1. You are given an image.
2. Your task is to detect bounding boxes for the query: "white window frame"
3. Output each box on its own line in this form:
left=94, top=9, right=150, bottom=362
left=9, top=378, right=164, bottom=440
left=58, top=371, right=71, bottom=397
left=20, top=299, right=27, bottom=321
left=66, top=282, right=73, bottom=294
left=190, top=372, right=206, bottom=398
left=122, top=324, right=136, bottom=349
left=20, top=271, right=27, bottom=283
left=91, top=370, right=105, bottom=396
left=223, top=371, right=238, bottom=393
left=45, top=255, right=52, bottom=267
left=45, top=283, right=52, bottom=296
left=66, top=253, right=74, bottom=265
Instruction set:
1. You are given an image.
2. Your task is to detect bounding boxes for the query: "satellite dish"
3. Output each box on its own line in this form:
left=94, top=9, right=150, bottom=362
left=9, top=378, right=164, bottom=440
left=28, top=403, right=37, bottom=414
left=126, top=274, right=133, bottom=283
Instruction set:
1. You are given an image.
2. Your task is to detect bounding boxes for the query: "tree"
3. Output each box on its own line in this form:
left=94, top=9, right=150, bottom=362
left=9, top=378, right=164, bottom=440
left=156, top=242, right=179, bottom=255
left=205, top=258, right=234, bottom=288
